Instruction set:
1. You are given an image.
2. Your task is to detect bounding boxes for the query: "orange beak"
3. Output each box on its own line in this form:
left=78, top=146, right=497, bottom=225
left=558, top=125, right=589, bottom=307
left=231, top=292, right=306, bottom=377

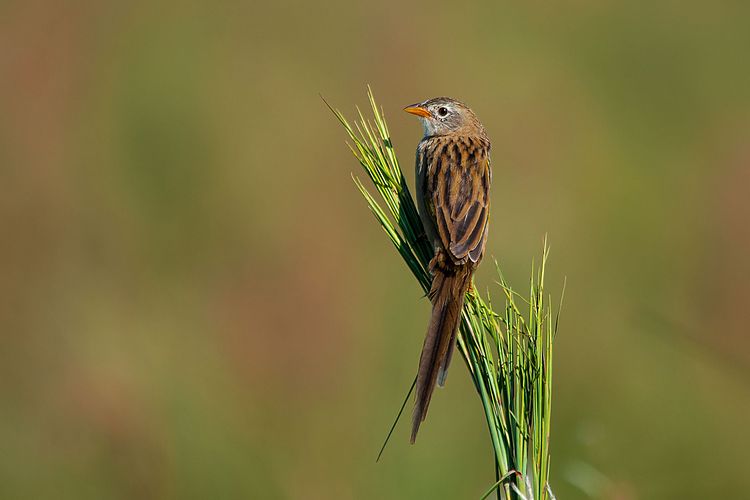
left=403, top=105, right=431, bottom=118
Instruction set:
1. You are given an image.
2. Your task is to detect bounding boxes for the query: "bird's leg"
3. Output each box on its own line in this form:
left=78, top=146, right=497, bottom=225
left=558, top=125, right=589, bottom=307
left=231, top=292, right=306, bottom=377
left=427, top=251, right=447, bottom=275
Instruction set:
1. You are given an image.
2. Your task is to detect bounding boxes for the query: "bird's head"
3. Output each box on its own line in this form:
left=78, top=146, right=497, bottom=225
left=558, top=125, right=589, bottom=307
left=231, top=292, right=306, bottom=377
left=404, top=97, right=485, bottom=138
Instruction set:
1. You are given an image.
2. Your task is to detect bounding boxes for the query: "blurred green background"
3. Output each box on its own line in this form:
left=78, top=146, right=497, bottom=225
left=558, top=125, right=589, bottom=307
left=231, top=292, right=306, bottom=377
left=2, top=1, right=750, bottom=498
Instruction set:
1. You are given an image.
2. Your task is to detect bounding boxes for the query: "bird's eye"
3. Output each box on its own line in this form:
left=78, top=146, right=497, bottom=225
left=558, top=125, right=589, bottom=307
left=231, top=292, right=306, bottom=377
left=437, top=107, right=449, bottom=117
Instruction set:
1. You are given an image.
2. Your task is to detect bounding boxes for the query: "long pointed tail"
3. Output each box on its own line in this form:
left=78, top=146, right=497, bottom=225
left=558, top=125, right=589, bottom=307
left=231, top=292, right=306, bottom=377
left=411, top=258, right=473, bottom=443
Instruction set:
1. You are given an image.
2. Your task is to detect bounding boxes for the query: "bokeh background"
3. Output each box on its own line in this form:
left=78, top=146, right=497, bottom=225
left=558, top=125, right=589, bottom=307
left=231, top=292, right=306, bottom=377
left=2, top=1, right=749, bottom=498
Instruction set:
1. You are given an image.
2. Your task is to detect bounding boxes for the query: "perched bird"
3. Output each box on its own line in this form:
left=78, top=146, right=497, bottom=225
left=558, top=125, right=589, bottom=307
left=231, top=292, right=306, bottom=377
left=404, top=97, right=491, bottom=443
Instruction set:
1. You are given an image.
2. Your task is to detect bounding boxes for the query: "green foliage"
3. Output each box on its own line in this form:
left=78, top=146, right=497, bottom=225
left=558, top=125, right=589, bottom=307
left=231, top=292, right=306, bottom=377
left=327, top=88, right=563, bottom=499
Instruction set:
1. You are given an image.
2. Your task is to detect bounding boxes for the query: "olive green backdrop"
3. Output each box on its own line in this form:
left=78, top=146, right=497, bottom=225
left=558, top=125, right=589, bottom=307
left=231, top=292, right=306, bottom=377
left=2, top=1, right=749, bottom=498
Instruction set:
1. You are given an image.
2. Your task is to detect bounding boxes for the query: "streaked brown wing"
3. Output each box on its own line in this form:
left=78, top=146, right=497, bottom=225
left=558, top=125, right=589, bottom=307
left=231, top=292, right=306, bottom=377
left=427, top=136, right=491, bottom=264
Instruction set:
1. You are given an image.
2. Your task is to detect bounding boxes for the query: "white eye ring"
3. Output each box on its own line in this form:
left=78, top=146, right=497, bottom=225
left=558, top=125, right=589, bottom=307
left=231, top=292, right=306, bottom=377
left=437, top=107, right=449, bottom=117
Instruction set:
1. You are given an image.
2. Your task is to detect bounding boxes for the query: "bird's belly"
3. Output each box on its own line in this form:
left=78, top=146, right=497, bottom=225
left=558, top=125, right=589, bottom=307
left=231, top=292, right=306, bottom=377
left=415, top=156, right=442, bottom=253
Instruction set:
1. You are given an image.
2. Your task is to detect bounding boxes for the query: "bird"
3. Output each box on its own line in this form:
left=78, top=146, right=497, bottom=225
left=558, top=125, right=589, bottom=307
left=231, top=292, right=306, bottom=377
left=404, top=97, right=491, bottom=443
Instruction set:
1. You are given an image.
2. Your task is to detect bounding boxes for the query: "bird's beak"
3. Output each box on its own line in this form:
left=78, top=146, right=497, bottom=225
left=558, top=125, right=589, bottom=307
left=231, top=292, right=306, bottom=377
left=403, top=105, right=431, bottom=118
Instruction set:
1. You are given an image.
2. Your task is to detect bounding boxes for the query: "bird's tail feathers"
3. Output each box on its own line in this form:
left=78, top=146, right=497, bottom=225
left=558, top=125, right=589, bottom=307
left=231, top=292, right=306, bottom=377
left=410, top=257, right=472, bottom=443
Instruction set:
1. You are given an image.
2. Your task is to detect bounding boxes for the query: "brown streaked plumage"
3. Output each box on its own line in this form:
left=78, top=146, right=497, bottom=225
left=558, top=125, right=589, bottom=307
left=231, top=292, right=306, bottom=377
left=404, top=97, right=491, bottom=443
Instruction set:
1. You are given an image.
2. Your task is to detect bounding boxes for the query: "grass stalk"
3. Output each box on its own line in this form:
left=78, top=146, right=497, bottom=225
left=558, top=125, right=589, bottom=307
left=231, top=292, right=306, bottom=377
left=326, top=88, right=562, bottom=499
